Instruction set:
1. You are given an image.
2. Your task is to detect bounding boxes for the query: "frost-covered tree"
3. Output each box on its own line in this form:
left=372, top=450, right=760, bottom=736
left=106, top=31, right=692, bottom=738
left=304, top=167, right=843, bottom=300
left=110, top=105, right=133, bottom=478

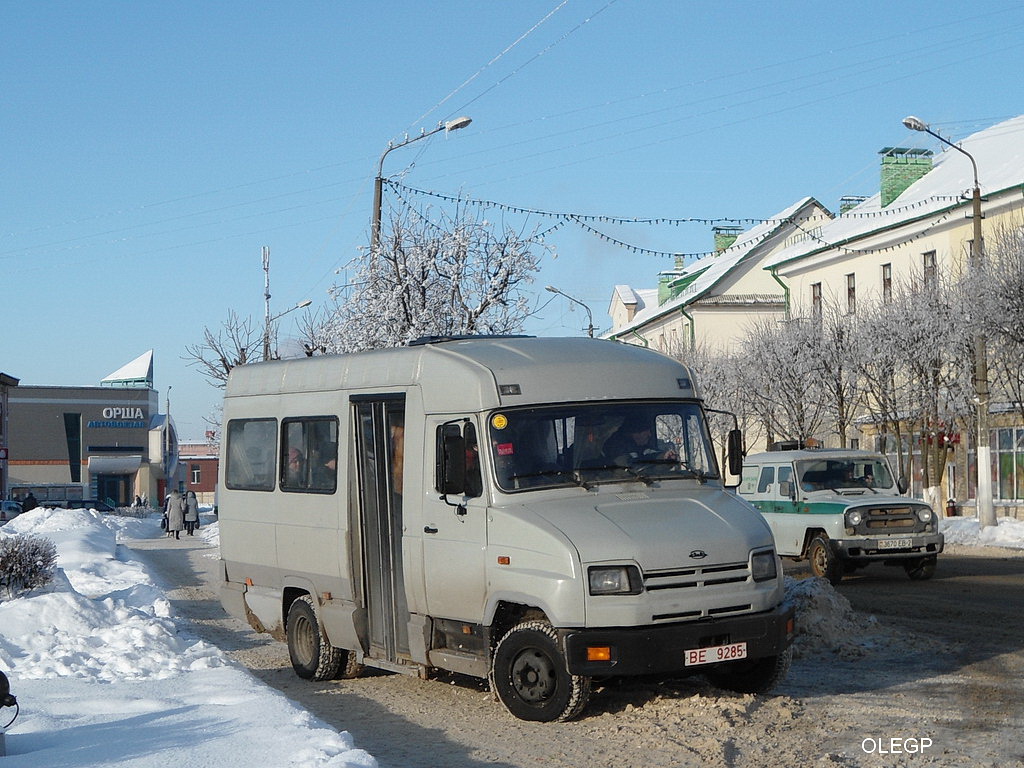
left=976, top=221, right=1024, bottom=424
left=737, top=317, right=827, bottom=447
left=322, top=206, right=549, bottom=352
left=670, top=342, right=763, bottom=461
left=817, top=303, right=862, bottom=448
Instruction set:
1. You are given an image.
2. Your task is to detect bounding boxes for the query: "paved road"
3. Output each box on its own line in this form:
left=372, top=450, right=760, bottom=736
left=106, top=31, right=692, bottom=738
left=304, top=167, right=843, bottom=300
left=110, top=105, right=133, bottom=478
left=127, top=531, right=1024, bottom=768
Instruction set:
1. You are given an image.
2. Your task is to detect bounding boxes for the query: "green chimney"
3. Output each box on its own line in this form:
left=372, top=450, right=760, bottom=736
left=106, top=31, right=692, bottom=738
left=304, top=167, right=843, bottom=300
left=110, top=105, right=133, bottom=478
left=880, top=147, right=933, bottom=207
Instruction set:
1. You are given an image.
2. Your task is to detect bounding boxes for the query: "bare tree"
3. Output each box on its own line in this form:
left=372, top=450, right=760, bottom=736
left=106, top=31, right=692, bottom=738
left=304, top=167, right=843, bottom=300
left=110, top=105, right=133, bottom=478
left=183, top=310, right=262, bottom=388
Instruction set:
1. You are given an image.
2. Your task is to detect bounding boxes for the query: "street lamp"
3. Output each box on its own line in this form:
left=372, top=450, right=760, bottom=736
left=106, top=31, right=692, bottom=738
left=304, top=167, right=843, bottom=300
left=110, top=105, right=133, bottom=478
left=545, top=285, right=596, bottom=338
left=371, top=116, right=472, bottom=253
left=903, top=115, right=993, bottom=527
left=263, top=299, right=313, bottom=361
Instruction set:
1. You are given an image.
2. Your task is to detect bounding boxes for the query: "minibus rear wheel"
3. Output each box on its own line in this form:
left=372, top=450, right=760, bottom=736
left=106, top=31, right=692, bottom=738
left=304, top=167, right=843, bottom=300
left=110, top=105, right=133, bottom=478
left=489, top=620, right=591, bottom=722
left=287, top=595, right=343, bottom=681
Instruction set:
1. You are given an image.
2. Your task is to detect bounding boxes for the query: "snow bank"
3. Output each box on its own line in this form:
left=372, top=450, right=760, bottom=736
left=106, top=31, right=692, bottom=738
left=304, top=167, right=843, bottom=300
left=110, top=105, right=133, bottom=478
left=941, top=515, right=1024, bottom=550
left=783, top=577, right=886, bottom=659
left=0, top=507, right=376, bottom=768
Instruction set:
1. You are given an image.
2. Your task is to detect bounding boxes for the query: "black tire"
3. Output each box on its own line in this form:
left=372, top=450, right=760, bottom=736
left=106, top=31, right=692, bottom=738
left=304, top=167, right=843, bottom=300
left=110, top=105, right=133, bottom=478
left=904, top=555, right=937, bottom=581
left=807, top=533, right=843, bottom=585
left=334, top=649, right=365, bottom=680
left=287, top=595, right=343, bottom=681
left=489, top=620, right=591, bottom=722
left=705, top=646, right=792, bottom=694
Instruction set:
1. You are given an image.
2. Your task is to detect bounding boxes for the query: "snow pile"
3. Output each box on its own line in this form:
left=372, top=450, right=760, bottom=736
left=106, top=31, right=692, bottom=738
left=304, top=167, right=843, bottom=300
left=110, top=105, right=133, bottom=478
left=941, top=515, right=1024, bottom=550
left=783, top=577, right=884, bottom=659
left=0, top=507, right=376, bottom=768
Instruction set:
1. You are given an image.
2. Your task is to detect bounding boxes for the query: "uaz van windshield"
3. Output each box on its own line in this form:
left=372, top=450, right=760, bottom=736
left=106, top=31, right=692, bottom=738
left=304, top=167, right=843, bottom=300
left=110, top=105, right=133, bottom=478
left=796, top=456, right=895, bottom=492
left=486, top=401, right=718, bottom=491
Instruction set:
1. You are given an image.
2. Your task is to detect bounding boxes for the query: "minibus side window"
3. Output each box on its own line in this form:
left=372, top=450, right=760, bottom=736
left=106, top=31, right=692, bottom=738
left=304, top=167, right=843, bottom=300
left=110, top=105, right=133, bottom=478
left=757, top=466, right=775, bottom=493
left=281, top=416, right=338, bottom=493
left=225, top=418, right=277, bottom=491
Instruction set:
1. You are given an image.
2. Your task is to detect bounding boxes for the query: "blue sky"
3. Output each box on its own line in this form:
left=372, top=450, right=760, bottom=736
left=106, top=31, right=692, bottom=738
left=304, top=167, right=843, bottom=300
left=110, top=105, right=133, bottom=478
left=4, top=0, right=1024, bottom=439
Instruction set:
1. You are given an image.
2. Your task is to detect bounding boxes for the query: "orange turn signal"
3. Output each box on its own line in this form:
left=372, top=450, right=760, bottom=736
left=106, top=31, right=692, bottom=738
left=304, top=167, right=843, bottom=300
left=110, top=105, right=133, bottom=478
left=497, top=556, right=511, bottom=565
left=586, top=646, right=612, bottom=662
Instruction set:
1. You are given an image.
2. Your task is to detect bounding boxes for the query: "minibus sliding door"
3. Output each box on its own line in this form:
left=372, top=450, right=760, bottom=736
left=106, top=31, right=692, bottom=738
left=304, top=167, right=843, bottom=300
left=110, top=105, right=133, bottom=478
left=352, top=396, right=409, bottom=661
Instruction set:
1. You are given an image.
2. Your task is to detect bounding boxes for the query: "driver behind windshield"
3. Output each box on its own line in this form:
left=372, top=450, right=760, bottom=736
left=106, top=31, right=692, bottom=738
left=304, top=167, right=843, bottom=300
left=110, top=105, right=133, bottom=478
left=603, top=416, right=678, bottom=466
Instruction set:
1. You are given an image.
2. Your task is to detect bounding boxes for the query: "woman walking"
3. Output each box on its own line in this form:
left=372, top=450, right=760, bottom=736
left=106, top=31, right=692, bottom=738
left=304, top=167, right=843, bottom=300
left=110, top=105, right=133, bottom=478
left=183, top=490, right=200, bottom=536
left=165, top=489, right=185, bottom=540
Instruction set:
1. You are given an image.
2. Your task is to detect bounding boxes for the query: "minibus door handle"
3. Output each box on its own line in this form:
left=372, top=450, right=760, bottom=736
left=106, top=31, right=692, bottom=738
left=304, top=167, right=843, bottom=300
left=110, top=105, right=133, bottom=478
left=424, top=525, right=439, bottom=534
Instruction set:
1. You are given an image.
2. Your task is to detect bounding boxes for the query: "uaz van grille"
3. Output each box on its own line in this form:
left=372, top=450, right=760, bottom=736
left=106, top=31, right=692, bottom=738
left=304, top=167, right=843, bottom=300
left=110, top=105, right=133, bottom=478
left=855, top=506, right=925, bottom=534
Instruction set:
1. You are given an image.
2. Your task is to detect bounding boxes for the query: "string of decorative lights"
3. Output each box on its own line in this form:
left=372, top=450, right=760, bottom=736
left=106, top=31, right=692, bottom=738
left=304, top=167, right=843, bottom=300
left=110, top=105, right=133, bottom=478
left=787, top=207, right=958, bottom=256
left=385, top=179, right=977, bottom=262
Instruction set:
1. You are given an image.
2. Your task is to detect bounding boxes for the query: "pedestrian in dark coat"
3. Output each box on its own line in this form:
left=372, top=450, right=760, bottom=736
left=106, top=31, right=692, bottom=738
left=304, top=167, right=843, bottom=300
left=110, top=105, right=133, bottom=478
left=183, top=490, right=200, bottom=535
left=165, top=490, right=185, bottom=540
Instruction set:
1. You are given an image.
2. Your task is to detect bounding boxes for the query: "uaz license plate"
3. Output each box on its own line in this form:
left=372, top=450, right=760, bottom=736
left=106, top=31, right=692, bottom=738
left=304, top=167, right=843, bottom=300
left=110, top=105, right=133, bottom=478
left=877, top=537, right=913, bottom=550
left=684, top=641, right=747, bottom=666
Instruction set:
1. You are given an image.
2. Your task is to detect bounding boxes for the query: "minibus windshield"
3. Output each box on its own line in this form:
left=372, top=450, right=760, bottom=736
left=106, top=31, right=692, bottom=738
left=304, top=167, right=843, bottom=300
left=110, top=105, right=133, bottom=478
left=486, top=401, right=718, bottom=491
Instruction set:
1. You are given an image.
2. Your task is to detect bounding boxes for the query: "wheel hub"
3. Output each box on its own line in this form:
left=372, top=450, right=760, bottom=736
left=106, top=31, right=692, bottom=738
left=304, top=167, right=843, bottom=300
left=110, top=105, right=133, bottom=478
left=511, top=648, right=555, bottom=702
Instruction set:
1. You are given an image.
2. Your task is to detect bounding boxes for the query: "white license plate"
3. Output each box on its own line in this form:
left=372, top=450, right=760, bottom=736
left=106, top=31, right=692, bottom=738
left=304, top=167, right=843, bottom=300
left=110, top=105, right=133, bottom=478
left=684, top=641, right=747, bottom=667
left=877, top=537, right=913, bottom=550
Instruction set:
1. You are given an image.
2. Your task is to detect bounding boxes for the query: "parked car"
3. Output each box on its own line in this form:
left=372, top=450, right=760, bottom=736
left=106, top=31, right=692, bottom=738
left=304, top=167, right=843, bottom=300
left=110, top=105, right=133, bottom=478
left=64, top=499, right=116, bottom=513
left=0, top=500, right=23, bottom=525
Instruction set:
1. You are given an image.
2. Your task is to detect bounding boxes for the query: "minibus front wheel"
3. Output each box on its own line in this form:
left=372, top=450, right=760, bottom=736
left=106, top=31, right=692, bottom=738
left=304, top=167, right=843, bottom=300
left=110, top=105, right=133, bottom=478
left=489, top=620, right=591, bottom=722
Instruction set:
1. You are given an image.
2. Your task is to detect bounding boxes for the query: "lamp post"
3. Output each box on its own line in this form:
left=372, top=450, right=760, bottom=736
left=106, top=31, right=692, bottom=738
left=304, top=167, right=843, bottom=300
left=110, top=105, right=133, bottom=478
left=545, top=285, right=596, bottom=337
left=263, top=299, right=313, bottom=362
left=903, top=115, right=993, bottom=527
left=371, top=116, right=472, bottom=253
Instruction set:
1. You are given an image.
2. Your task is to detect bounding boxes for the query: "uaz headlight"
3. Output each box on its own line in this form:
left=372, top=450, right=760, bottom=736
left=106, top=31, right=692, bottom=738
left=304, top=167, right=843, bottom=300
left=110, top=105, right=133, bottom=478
left=588, top=565, right=642, bottom=595
left=916, top=507, right=933, bottom=523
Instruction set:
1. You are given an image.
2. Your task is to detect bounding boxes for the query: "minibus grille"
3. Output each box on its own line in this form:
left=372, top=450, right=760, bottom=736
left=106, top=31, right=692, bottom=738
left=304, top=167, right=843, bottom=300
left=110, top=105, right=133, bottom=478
left=644, top=561, right=750, bottom=591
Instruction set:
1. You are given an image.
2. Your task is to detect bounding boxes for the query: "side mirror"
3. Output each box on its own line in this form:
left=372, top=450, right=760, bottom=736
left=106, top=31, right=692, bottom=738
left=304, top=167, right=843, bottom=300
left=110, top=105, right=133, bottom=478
left=897, top=476, right=909, bottom=495
left=727, top=428, right=744, bottom=477
left=441, top=434, right=467, bottom=495
left=778, top=480, right=793, bottom=499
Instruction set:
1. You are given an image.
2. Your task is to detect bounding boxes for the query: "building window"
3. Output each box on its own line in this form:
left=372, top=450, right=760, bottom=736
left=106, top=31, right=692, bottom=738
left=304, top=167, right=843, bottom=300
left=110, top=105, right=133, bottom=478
left=190, top=463, right=201, bottom=484
left=811, top=282, right=822, bottom=318
left=846, top=273, right=856, bottom=314
left=881, top=263, right=892, bottom=303
left=923, top=250, right=937, bottom=285
left=994, top=428, right=1024, bottom=501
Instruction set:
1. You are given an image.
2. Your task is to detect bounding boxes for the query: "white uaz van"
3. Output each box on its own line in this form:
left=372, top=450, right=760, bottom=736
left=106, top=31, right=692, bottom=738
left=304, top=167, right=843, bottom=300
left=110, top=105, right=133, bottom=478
left=218, top=336, right=794, bottom=721
left=739, top=449, right=943, bottom=584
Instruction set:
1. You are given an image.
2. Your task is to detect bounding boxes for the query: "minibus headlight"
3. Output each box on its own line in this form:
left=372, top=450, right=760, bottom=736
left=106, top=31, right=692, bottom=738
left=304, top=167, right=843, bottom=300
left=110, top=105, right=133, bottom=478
left=588, top=565, right=643, bottom=595
left=916, top=507, right=933, bottom=523
left=846, top=510, right=863, bottom=527
left=751, top=550, right=778, bottom=582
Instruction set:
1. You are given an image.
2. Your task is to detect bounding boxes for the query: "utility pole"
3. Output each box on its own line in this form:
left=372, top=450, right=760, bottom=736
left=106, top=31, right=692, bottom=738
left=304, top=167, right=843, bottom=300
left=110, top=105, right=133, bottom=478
left=262, top=246, right=272, bottom=361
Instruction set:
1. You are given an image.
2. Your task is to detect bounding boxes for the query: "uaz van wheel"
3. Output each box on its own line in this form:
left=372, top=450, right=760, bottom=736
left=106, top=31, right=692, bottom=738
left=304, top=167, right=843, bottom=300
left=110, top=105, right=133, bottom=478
left=904, top=555, right=936, bottom=581
left=808, top=533, right=842, bottom=585
left=489, top=620, right=591, bottom=722
left=287, top=595, right=343, bottom=681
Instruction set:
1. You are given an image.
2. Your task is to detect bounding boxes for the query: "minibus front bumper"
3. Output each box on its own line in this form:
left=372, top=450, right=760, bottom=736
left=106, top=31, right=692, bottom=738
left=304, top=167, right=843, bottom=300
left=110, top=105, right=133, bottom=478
left=562, top=603, right=795, bottom=677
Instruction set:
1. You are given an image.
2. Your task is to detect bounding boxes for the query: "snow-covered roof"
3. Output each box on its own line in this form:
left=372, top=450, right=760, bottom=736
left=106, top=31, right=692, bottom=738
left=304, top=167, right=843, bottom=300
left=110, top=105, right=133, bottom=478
left=101, top=349, right=154, bottom=387
left=608, top=197, right=821, bottom=337
left=765, top=115, right=1024, bottom=270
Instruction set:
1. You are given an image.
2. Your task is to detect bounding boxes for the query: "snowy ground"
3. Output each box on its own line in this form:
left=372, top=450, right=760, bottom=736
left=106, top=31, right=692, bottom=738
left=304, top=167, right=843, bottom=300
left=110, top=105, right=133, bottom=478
left=0, top=508, right=1021, bottom=767
left=0, top=508, right=374, bottom=767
